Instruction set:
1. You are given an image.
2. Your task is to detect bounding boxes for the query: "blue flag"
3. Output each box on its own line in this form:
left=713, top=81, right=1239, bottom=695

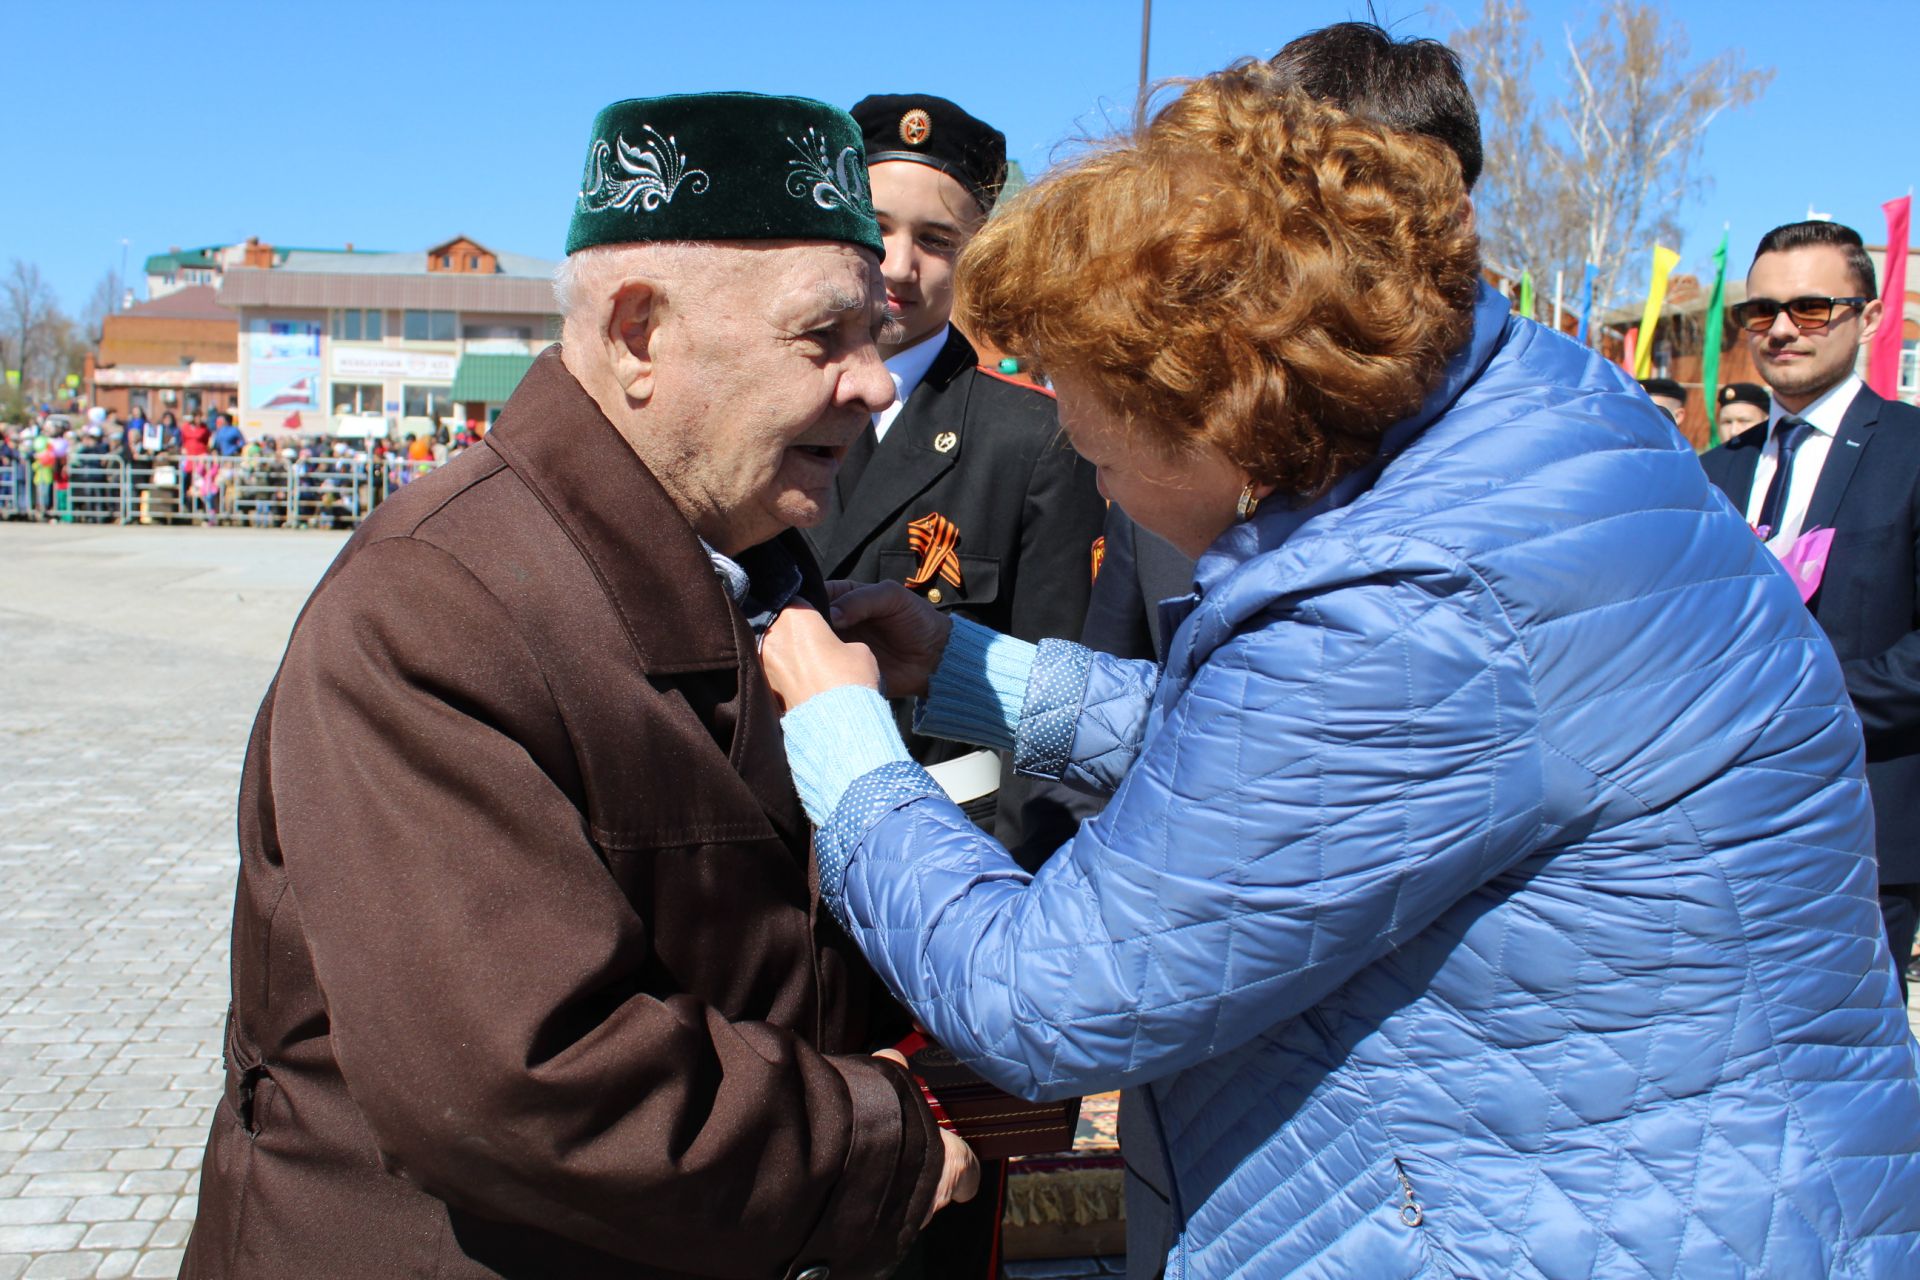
left=1575, top=263, right=1598, bottom=345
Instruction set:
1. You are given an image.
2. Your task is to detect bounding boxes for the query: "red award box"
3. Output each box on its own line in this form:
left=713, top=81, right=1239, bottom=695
left=895, top=1030, right=1081, bottom=1162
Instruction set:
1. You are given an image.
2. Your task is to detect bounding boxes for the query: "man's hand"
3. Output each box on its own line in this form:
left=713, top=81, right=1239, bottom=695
left=826, top=581, right=954, bottom=700
left=762, top=602, right=882, bottom=712
left=873, top=1048, right=980, bottom=1225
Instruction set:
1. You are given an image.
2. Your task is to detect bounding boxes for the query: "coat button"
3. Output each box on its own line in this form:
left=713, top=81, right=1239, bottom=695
left=926, top=587, right=943, bottom=604
left=795, top=1268, right=830, bottom=1280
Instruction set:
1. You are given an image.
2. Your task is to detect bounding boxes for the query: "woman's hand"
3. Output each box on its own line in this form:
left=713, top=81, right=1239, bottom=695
left=762, top=602, right=882, bottom=711
left=825, top=581, right=954, bottom=700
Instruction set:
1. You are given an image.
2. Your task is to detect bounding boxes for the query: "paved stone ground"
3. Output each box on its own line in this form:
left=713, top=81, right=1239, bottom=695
left=2, top=521, right=1916, bottom=1280
left=0, top=524, right=346, bottom=1280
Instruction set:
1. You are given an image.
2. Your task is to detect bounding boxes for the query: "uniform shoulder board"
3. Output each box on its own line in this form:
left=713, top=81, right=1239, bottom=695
left=974, top=365, right=1057, bottom=398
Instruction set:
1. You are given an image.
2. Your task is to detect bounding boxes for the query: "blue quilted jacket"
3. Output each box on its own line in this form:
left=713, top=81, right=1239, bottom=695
left=798, top=287, right=1920, bottom=1277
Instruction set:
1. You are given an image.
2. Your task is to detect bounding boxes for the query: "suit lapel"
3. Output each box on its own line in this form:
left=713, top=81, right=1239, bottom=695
left=812, top=330, right=974, bottom=574
left=1802, top=388, right=1883, bottom=532
left=1720, top=442, right=1763, bottom=511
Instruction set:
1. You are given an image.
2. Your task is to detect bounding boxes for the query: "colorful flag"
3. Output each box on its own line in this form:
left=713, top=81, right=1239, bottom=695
left=1632, top=245, right=1682, bottom=380
left=1623, top=326, right=1638, bottom=375
left=1518, top=271, right=1535, bottom=320
left=1575, top=263, right=1598, bottom=344
left=1867, top=195, right=1910, bottom=399
left=1700, top=229, right=1730, bottom=449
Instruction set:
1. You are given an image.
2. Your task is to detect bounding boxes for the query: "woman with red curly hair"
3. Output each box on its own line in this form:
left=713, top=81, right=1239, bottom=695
left=765, top=65, right=1920, bottom=1278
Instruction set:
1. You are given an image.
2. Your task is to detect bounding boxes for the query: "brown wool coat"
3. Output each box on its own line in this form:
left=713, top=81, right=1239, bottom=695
left=181, top=348, right=942, bottom=1280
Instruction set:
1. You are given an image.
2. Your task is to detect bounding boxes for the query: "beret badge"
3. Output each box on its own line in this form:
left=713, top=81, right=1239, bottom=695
left=899, top=108, right=933, bottom=146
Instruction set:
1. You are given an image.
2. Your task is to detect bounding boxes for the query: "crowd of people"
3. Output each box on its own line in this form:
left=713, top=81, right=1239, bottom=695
left=0, top=406, right=484, bottom=528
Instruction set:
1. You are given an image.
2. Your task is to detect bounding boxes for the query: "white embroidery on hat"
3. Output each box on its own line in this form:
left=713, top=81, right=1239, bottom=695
left=785, top=128, right=870, bottom=213
left=579, top=126, right=711, bottom=213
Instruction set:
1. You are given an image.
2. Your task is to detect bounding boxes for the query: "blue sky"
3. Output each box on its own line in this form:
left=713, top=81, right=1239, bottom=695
left=6, top=0, right=1912, bottom=317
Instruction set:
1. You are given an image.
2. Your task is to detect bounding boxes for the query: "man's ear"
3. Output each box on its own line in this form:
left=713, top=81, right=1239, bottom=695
left=605, top=277, right=661, bottom=405
left=1860, top=296, right=1884, bottom=348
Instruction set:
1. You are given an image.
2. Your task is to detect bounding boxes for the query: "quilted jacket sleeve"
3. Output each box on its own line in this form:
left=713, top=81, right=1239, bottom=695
left=820, top=540, right=1545, bottom=1100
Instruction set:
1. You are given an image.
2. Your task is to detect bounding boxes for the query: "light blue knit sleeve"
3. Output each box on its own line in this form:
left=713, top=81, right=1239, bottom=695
left=912, top=616, right=1036, bottom=751
left=780, top=685, right=912, bottom=826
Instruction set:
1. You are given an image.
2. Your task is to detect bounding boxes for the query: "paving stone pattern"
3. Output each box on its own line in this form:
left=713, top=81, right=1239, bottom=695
left=2, top=523, right=1916, bottom=1280
left=1, top=526, right=345, bottom=1280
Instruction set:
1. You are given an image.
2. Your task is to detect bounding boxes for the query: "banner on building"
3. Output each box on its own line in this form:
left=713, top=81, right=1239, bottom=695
left=248, top=320, right=323, bottom=411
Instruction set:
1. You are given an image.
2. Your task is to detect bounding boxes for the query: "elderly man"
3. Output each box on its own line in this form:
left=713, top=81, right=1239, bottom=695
left=182, top=92, right=972, bottom=1280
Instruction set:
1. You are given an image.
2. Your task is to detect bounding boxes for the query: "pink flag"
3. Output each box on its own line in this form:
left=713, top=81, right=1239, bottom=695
left=1867, top=195, right=1910, bottom=399
left=1775, top=527, right=1835, bottom=603
left=1622, top=325, right=1638, bottom=374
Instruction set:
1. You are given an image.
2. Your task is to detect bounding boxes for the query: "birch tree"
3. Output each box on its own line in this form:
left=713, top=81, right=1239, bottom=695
left=1448, top=0, right=1771, bottom=319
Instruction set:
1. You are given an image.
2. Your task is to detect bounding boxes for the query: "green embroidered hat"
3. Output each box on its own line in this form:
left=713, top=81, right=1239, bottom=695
left=566, top=92, right=881, bottom=258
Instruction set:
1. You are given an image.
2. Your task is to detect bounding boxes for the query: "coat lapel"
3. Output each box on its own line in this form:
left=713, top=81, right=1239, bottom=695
left=1718, top=438, right=1764, bottom=511
left=1801, top=387, right=1883, bottom=533
left=482, top=346, right=808, bottom=845
left=811, top=330, right=975, bottom=574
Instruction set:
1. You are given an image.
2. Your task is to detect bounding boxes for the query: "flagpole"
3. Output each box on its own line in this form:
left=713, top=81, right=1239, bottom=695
left=1551, top=269, right=1564, bottom=335
left=1136, top=0, right=1153, bottom=126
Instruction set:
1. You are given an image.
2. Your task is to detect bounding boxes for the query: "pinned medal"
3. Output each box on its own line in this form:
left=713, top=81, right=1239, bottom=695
left=905, top=512, right=964, bottom=594
left=1090, top=535, right=1106, bottom=584
left=900, top=108, right=932, bottom=146
left=933, top=430, right=957, bottom=454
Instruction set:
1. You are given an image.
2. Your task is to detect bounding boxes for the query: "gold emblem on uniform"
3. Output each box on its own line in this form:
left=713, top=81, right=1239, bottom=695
left=933, top=431, right=957, bottom=453
left=900, top=109, right=933, bottom=146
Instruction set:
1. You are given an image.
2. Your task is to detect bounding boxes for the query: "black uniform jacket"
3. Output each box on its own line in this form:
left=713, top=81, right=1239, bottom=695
left=1699, top=383, right=1920, bottom=883
left=183, top=347, right=941, bottom=1280
left=803, top=329, right=1106, bottom=852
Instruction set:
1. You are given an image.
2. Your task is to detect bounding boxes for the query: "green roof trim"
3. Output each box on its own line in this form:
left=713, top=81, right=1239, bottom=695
left=449, top=353, right=537, bottom=404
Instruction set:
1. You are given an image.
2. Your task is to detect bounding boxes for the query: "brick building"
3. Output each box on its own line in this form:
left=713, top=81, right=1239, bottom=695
left=86, top=286, right=240, bottom=421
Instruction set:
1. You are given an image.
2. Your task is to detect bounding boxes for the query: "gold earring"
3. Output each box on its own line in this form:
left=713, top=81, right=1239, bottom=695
left=1236, top=481, right=1261, bottom=521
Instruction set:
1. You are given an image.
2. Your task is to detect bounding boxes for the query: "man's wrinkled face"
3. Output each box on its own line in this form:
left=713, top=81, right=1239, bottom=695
left=871, top=161, right=986, bottom=358
left=649, top=242, right=897, bottom=554
left=1745, top=245, right=1880, bottom=410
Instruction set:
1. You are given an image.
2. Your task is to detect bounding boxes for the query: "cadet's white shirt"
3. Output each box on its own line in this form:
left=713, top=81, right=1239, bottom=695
left=1744, top=373, right=1861, bottom=554
left=872, top=325, right=950, bottom=443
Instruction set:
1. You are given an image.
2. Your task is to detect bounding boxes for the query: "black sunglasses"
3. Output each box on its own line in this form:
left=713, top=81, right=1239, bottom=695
left=1730, top=295, right=1870, bottom=334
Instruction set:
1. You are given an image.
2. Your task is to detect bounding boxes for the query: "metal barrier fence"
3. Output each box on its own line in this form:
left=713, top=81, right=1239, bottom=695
left=0, top=462, right=26, bottom=518
left=1, top=452, right=437, bottom=527
left=67, top=453, right=130, bottom=524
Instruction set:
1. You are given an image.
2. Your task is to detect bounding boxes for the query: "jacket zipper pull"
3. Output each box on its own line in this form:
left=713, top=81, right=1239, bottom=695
left=1393, top=1159, right=1424, bottom=1228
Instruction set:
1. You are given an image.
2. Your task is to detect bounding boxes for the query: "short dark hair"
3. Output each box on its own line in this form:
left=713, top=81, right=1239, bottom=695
left=1268, top=22, right=1483, bottom=191
left=1752, top=220, right=1877, bottom=297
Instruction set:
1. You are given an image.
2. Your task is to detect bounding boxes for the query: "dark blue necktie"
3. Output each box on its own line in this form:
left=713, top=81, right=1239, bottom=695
left=1754, top=415, right=1811, bottom=537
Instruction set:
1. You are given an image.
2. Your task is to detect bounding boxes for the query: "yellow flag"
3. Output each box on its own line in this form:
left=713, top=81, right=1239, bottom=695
left=1632, top=245, right=1682, bottom=380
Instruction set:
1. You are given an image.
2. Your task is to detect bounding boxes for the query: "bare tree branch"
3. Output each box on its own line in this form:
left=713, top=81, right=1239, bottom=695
left=1448, top=0, right=1773, bottom=326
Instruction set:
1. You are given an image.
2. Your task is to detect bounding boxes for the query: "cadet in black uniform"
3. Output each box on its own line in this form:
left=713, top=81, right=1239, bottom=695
left=805, top=93, right=1106, bottom=857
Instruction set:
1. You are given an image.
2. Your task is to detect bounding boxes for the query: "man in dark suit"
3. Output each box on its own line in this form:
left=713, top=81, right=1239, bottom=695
left=1700, top=219, right=1920, bottom=993
left=1015, top=23, right=1492, bottom=853
left=805, top=93, right=1106, bottom=853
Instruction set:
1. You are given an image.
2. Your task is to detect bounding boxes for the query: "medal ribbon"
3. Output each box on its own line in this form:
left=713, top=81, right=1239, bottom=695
left=905, top=512, right=964, bottom=590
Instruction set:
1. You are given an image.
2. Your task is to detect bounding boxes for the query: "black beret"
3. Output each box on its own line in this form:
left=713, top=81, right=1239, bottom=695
left=1639, top=377, right=1685, bottom=402
left=1717, top=382, right=1770, bottom=413
left=852, top=94, right=1007, bottom=212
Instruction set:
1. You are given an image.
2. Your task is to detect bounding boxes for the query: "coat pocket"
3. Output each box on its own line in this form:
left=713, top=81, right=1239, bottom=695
left=877, top=550, right=1001, bottom=609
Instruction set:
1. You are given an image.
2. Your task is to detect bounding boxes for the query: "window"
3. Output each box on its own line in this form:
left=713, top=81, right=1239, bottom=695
left=331, top=382, right=383, bottom=414
left=467, top=254, right=480, bottom=269
left=403, top=384, right=451, bottom=419
left=1902, top=340, right=1918, bottom=399
left=331, top=309, right=384, bottom=341
left=461, top=324, right=531, bottom=341
left=403, top=310, right=456, bottom=341
left=441, top=254, right=453, bottom=268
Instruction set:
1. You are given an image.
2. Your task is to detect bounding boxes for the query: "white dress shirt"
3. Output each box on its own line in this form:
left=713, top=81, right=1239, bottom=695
left=1744, top=373, right=1863, bottom=555
left=872, top=325, right=949, bottom=442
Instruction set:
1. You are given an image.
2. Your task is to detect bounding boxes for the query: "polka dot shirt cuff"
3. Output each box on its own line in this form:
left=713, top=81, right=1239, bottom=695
left=1013, top=638, right=1093, bottom=778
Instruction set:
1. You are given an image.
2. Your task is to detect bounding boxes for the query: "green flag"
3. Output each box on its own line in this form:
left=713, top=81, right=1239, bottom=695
left=1518, top=271, right=1535, bottom=320
left=1699, top=230, right=1730, bottom=451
